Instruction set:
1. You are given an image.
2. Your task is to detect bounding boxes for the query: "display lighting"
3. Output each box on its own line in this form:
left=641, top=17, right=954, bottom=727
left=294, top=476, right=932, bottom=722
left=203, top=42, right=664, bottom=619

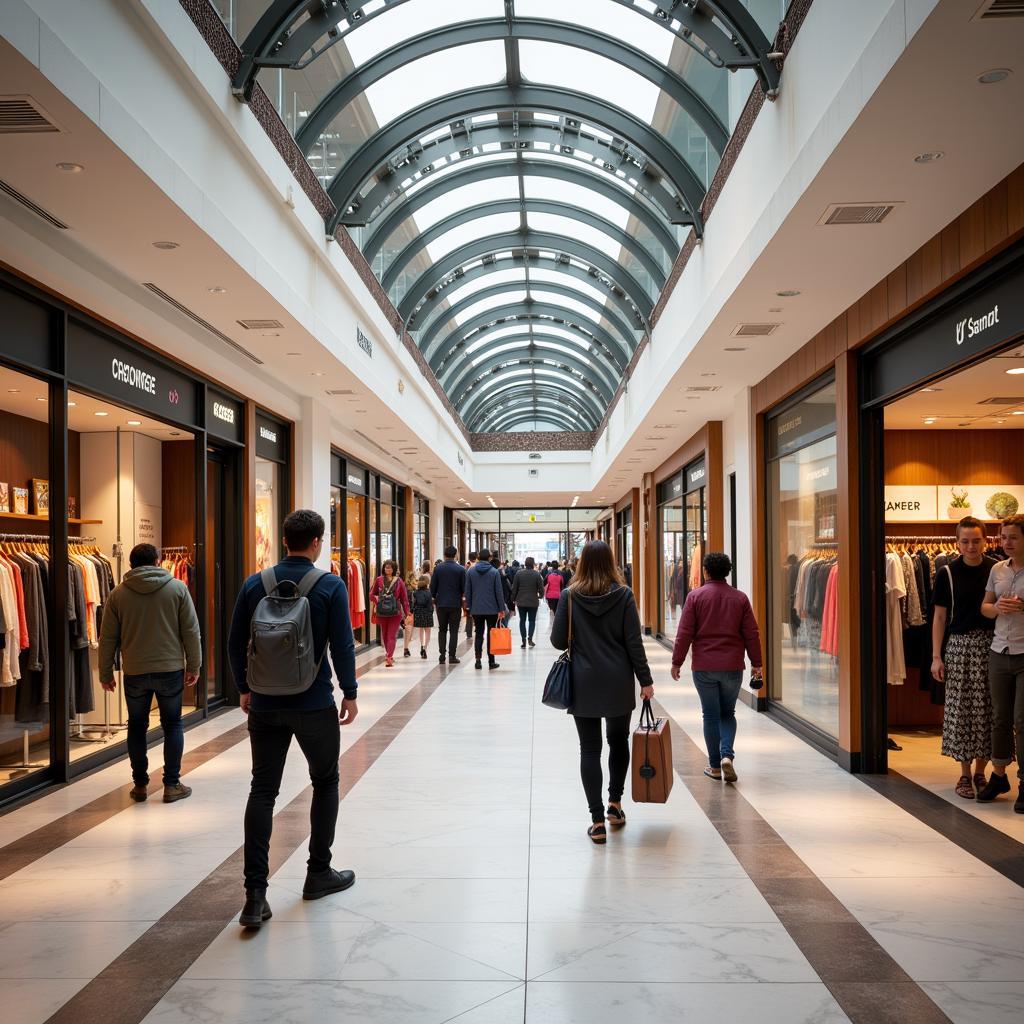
left=127, top=420, right=142, bottom=426
left=35, top=397, right=46, bottom=402
left=6, top=388, right=19, bottom=393
left=67, top=401, right=76, bottom=407
left=1012, top=411, right=1024, bottom=416
left=1005, top=367, right=1024, bottom=375
left=94, top=411, right=109, bottom=417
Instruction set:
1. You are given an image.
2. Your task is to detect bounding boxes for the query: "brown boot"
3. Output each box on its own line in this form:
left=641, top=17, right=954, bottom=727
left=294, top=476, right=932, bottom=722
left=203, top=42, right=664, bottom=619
left=129, top=784, right=148, bottom=802
left=163, top=783, right=192, bottom=803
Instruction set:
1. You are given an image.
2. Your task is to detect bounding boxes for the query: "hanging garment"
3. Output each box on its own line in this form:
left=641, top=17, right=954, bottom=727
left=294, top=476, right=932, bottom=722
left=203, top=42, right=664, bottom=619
left=885, top=551, right=907, bottom=686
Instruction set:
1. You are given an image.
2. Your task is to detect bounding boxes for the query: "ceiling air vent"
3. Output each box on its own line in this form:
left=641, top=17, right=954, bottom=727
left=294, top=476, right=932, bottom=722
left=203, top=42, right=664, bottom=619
left=143, top=283, right=264, bottom=365
left=685, top=385, right=722, bottom=393
left=326, top=389, right=357, bottom=396
left=0, top=178, right=68, bottom=229
left=0, top=96, right=62, bottom=134
left=819, top=202, right=899, bottom=226
left=236, top=319, right=284, bottom=330
left=977, top=396, right=1024, bottom=405
left=973, top=0, right=1024, bottom=18
left=733, top=323, right=780, bottom=337
left=528, top=468, right=539, bottom=478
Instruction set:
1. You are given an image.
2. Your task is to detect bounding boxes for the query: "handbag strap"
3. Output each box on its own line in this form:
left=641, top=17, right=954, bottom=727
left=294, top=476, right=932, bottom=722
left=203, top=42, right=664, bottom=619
left=567, top=591, right=573, bottom=655
left=944, top=564, right=954, bottom=619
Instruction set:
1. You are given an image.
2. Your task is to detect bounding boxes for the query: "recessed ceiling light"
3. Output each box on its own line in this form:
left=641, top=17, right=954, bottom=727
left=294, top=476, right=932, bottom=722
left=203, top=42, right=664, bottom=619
left=127, top=419, right=142, bottom=426
left=35, top=396, right=47, bottom=403
left=919, top=387, right=941, bottom=393
left=1013, top=410, right=1024, bottom=416
left=207, top=286, right=227, bottom=294
left=170, top=431, right=181, bottom=436
left=978, top=68, right=1012, bottom=84
left=776, top=289, right=801, bottom=297
left=56, top=162, right=84, bottom=173
left=923, top=417, right=936, bottom=424
left=94, top=411, right=109, bottom=417
left=152, top=241, right=180, bottom=250
left=6, top=388, right=19, bottom=393
left=914, top=151, right=944, bottom=164
left=1006, top=368, right=1024, bottom=375
left=67, top=401, right=76, bottom=407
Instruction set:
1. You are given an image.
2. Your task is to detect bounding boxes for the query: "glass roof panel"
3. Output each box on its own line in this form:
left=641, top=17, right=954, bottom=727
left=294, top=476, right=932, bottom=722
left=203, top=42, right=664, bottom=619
left=441, top=269, right=529, bottom=308
left=412, top=179, right=521, bottom=232
left=526, top=271, right=611, bottom=306
left=524, top=213, right=622, bottom=261
left=453, top=292, right=530, bottom=327
left=529, top=291, right=608, bottom=323
left=521, top=177, right=630, bottom=230
left=423, top=213, right=521, bottom=264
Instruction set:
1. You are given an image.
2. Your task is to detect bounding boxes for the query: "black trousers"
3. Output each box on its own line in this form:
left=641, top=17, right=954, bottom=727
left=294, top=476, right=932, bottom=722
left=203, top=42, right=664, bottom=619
left=436, top=606, right=461, bottom=659
left=465, top=610, right=474, bottom=637
left=473, top=614, right=499, bottom=663
left=573, top=714, right=631, bottom=823
left=518, top=605, right=537, bottom=641
left=243, top=706, right=340, bottom=891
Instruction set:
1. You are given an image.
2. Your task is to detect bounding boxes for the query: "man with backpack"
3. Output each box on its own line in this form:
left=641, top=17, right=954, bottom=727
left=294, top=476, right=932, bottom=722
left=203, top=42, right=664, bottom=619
left=228, top=509, right=358, bottom=930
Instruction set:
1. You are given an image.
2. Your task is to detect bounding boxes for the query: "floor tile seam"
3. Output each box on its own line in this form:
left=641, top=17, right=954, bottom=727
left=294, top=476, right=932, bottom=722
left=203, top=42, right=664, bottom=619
left=0, top=656, right=389, bottom=878
left=649, top=697, right=954, bottom=1024
left=437, top=984, right=526, bottom=1024
left=40, top=638, right=473, bottom=1024
left=522, top=632, right=541, bottom=1024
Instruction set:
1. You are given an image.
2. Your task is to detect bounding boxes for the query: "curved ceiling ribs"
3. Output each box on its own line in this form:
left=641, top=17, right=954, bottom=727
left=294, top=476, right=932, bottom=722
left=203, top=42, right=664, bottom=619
left=233, top=0, right=781, bottom=433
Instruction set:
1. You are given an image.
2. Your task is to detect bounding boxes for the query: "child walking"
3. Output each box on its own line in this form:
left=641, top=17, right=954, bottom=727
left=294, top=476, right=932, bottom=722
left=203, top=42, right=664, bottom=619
left=410, top=575, right=435, bottom=659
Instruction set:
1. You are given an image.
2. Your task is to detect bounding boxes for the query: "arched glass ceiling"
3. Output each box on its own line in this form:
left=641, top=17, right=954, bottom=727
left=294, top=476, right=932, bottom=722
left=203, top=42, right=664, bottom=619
left=229, top=0, right=782, bottom=432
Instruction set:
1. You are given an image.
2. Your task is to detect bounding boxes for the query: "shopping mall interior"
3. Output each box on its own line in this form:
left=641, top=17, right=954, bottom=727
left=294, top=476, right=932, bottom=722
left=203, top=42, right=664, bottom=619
left=1, top=1, right=1024, bottom=1022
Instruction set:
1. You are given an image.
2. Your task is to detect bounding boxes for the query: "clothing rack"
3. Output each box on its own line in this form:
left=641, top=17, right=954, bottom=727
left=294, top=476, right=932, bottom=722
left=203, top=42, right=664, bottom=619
left=161, top=544, right=192, bottom=553
left=0, top=533, right=97, bottom=542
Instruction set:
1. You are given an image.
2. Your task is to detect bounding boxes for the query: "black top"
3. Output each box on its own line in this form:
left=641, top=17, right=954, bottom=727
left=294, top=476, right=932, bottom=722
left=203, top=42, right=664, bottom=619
left=429, top=559, right=467, bottom=608
left=932, top=555, right=997, bottom=635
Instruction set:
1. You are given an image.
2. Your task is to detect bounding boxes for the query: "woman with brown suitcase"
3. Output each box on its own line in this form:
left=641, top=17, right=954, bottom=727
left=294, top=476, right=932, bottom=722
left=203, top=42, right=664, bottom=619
left=551, top=540, right=654, bottom=845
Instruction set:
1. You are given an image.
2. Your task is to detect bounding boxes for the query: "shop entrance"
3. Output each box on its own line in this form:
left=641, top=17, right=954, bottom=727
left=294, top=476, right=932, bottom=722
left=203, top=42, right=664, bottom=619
left=206, top=444, right=242, bottom=705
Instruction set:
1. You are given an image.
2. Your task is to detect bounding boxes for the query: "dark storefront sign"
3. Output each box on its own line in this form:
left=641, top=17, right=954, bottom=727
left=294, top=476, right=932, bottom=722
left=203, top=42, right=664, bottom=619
left=864, top=243, right=1024, bottom=405
left=0, top=284, right=60, bottom=372
left=685, top=457, right=706, bottom=493
left=768, top=394, right=837, bottom=459
left=345, top=461, right=367, bottom=493
left=255, top=411, right=288, bottom=462
left=206, top=388, right=244, bottom=445
left=657, top=474, right=683, bottom=503
left=67, top=320, right=199, bottom=425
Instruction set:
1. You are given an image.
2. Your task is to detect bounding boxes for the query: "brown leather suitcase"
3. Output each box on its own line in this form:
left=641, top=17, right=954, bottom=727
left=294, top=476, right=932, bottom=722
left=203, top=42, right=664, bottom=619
left=631, top=700, right=674, bottom=803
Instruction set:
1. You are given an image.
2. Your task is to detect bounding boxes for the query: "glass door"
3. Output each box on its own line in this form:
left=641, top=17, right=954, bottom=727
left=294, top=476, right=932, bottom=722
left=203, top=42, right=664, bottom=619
left=206, top=444, right=241, bottom=705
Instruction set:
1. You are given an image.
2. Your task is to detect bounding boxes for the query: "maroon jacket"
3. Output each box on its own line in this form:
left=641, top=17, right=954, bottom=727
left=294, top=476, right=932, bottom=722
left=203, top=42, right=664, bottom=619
left=672, top=580, right=763, bottom=672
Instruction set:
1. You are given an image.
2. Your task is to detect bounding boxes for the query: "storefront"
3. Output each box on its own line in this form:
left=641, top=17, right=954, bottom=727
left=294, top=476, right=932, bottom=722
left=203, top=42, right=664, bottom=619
left=412, top=494, right=429, bottom=569
left=254, top=409, right=290, bottom=572
left=0, top=269, right=248, bottom=803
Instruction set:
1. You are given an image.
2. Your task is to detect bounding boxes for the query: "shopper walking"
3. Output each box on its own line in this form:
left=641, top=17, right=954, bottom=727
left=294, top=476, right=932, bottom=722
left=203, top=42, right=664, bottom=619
left=410, top=576, right=434, bottom=659
left=370, top=560, right=410, bottom=667
left=979, top=515, right=1024, bottom=812
left=401, top=567, right=418, bottom=659
left=511, top=556, right=544, bottom=648
left=430, top=546, right=466, bottom=664
left=492, top=554, right=514, bottom=617
left=464, top=547, right=506, bottom=670
left=99, top=543, right=201, bottom=803
left=544, top=564, right=563, bottom=616
left=670, top=552, right=763, bottom=783
left=551, top=540, right=653, bottom=844
left=228, top=509, right=358, bottom=929
left=930, top=517, right=996, bottom=799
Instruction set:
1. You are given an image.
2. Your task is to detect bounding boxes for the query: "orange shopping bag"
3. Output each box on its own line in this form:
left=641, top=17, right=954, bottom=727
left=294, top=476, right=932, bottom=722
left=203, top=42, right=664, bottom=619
left=489, top=626, right=512, bottom=656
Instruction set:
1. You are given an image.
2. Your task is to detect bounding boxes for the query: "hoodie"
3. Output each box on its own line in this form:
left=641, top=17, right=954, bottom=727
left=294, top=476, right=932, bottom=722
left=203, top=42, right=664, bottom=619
left=551, top=585, right=651, bottom=718
left=464, top=560, right=506, bottom=616
left=98, top=566, right=202, bottom=683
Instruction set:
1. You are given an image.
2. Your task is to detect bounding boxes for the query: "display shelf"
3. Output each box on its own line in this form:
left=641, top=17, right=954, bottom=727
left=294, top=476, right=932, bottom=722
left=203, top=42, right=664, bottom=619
left=0, top=511, right=102, bottom=525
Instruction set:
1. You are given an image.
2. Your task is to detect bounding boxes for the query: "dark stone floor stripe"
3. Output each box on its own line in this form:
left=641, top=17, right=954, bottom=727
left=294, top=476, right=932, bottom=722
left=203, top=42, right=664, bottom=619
left=860, top=768, right=1024, bottom=887
left=43, top=641, right=468, bottom=1024
left=0, top=654, right=385, bottom=880
left=652, top=698, right=952, bottom=1024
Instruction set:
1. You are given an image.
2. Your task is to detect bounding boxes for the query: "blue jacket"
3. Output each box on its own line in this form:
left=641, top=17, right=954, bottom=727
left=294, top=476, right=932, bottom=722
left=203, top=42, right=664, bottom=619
left=228, top=556, right=357, bottom=711
left=429, top=559, right=467, bottom=608
left=465, top=561, right=507, bottom=616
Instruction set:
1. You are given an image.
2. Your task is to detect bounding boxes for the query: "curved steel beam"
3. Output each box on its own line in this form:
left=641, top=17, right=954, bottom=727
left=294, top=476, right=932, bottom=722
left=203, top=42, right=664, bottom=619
left=407, top=253, right=645, bottom=334
left=381, top=198, right=666, bottom=295
left=418, top=282, right=635, bottom=367
left=327, top=85, right=707, bottom=235
left=462, top=373, right=603, bottom=429
left=483, top=407, right=590, bottom=433
left=465, top=384, right=601, bottom=432
left=396, top=230, right=656, bottom=324
left=364, top=159, right=678, bottom=267
left=350, top=122, right=689, bottom=230
left=429, top=302, right=631, bottom=375
left=294, top=18, right=727, bottom=156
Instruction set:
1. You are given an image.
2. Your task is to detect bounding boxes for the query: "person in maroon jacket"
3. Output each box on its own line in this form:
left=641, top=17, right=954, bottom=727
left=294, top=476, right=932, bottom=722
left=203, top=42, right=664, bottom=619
left=670, top=552, right=763, bottom=782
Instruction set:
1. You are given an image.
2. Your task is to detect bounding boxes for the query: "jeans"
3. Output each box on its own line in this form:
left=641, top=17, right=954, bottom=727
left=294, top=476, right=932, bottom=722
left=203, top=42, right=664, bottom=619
left=518, top=605, right=537, bottom=641
left=378, top=615, right=401, bottom=658
left=436, top=606, right=461, bottom=659
left=693, top=671, right=743, bottom=769
left=243, top=706, right=341, bottom=891
left=123, top=670, right=184, bottom=787
left=573, top=714, right=631, bottom=823
left=473, top=614, right=499, bottom=663
left=989, top=650, right=1024, bottom=779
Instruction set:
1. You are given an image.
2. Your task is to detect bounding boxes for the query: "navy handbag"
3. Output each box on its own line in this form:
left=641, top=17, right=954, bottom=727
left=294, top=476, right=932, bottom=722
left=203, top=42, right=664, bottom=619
left=542, top=593, right=573, bottom=710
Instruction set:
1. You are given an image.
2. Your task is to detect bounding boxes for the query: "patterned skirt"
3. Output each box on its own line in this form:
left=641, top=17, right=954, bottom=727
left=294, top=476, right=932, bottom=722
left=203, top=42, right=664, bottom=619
left=941, top=630, right=993, bottom=762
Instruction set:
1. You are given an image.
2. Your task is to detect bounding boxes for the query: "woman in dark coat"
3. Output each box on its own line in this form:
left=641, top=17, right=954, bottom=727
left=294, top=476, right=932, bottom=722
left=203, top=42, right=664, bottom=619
left=551, top=540, right=654, bottom=844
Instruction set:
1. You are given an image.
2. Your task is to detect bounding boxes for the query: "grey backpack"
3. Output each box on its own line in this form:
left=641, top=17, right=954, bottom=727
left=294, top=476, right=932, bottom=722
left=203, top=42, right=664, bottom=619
left=246, top=567, right=328, bottom=696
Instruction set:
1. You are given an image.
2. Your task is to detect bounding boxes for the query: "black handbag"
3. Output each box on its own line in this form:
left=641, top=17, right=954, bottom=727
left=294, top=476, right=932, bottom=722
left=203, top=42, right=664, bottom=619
left=542, top=593, right=573, bottom=711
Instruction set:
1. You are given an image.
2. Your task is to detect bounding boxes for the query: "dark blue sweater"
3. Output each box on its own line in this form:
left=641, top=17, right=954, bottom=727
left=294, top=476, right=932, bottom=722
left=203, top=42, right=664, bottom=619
left=429, top=559, right=467, bottom=608
left=228, top=556, right=357, bottom=711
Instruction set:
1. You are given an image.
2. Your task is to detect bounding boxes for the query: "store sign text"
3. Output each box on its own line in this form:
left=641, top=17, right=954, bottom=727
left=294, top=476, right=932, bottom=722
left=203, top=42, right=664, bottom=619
left=260, top=425, right=277, bottom=444
left=111, top=358, right=156, bottom=396
left=347, top=473, right=362, bottom=488
left=357, top=327, right=373, bottom=357
left=956, top=304, right=999, bottom=346
left=212, top=401, right=235, bottom=425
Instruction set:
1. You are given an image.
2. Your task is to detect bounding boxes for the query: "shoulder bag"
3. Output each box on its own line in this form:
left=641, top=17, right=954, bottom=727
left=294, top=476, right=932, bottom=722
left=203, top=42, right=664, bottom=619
left=541, top=592, right=573, bottom=710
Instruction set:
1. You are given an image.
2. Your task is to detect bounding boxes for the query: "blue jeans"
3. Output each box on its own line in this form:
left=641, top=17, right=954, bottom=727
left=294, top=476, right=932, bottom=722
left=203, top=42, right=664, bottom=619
left=124, top=670, right=185, bottom=786
left=519, top=605, right=537, bottom=641
left=693, top=671, right=743, bottom=769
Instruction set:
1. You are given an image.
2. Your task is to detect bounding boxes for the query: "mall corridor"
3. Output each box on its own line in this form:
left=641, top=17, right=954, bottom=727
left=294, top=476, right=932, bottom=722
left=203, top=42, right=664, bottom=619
left=0, top=617, right=1021, bottom=1024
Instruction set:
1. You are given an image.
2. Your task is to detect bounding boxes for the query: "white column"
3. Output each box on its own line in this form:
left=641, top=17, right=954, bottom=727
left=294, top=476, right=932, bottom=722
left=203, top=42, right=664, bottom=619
left=295, top=396, right=333, bottom=568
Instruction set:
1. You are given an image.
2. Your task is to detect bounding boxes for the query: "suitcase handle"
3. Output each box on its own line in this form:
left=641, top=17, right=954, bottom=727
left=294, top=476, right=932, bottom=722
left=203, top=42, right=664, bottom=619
left=638, top=698, right=657, bottom=731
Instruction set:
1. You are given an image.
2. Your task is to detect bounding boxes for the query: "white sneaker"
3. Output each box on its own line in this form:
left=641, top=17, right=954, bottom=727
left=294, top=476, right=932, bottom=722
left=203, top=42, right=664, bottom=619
left=721, top=757, right=737, bottom=783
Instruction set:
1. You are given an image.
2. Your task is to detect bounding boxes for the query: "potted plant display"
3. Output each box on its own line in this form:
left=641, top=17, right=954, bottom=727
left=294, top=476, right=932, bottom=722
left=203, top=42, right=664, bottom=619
left=947, top=488, right=972, bottom=520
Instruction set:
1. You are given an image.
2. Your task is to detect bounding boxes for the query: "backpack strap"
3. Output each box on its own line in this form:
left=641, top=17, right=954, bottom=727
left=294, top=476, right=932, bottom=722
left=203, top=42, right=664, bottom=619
left=297, top=567, right=329, bottom=598
left=260, top=567, right=279, bottom=597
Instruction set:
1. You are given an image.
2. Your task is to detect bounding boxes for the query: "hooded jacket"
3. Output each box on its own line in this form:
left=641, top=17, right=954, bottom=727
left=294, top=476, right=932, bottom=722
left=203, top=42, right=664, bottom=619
left=510, top=568, right=544, bottom=608
left=551, top=584, right=652, bottom=718
left=464, top=560, right=507, bottom=616
left=98, top=566, right=201, bottom=682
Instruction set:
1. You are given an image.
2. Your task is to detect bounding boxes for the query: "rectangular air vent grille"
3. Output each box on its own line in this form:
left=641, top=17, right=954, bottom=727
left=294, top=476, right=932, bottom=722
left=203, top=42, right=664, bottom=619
left=684, top=385, right=722, bottom=392
left=236, top=318, right=284, bottom=330
left=325, top=389, right=357, bottom=396
left=820, top=203, right=897, bottom=225
left=733, top=323, right=780, bottom=336
left=977, top=396, right=1024, bottom=404
left=974, top=0, right=1024, bottom=18
left=0, top=178, right=68, bottom=229
left=0, top=96, right=61, bottom=134
left=143, top=284, right=264, bottom=364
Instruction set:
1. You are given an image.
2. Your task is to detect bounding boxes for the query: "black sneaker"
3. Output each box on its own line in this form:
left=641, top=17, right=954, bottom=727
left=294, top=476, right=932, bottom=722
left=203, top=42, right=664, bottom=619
left=303, top=868, right=356, bottom=901
left=439, top=654, right=446, bottom=664
left=475, top=660, right=482, bottom=670
left=239, top=889, right=272, bottom=929
left=420, top=647, right=427, bottom=659
left=404, top=648, right=411, bottom=658
left=449, top=656, right=460, bottom=665
left=1015, top=787, right=1024, bottom=814
left=528, top=638, right=535, bottom=647
left=489, top=660, right=500, bottom=670
left=977, top=773, right=1011, bottom=802
left=521, top=641, right=527, bottom=649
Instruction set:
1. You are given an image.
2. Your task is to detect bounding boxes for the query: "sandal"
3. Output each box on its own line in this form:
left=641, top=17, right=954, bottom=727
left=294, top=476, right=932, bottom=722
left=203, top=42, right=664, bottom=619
left=606, top=806, right=626, bottom=828
left=704, top=765, right=722, bottom=780
left=955, top=775, right=975, bottom=800
left=973, top=772, right=987, bottom=793
left=587, top=823, right=607, bottom=845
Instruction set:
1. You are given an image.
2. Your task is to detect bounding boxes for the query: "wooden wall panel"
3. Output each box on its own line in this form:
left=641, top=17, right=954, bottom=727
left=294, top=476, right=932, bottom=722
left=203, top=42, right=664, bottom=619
left=161, top=440, right=196, bottom=548
left=884, top=430, right=1024, bottom=487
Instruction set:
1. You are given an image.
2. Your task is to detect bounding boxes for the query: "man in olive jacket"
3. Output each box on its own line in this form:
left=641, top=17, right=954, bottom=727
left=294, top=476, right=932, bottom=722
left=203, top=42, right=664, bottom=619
left=99, top=543, right=201, bottom=803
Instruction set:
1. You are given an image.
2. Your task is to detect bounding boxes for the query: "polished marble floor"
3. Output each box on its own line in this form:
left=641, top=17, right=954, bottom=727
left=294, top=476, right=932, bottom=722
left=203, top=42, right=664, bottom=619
left=0, top=612, right=1021, bottom=1024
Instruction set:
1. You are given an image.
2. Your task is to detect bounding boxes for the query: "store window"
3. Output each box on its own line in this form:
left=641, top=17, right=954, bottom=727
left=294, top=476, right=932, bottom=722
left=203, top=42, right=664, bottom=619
left=657, top=475, right=684, bottom=637
left=616, top=505, right=634, bottom=588
left=330, top=456, right=369, bottom=648
left=254, top=412, right=289, bottom=572
left=683, top=457, right=708, bottom=600
left=767, top=379, right=839, bottom=738
left=413, top=495, right=429, bottom=571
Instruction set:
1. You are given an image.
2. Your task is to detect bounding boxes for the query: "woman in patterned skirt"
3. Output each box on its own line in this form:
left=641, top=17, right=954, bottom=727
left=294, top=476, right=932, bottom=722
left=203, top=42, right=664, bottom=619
left=931, top=517, right=996, bottom=799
